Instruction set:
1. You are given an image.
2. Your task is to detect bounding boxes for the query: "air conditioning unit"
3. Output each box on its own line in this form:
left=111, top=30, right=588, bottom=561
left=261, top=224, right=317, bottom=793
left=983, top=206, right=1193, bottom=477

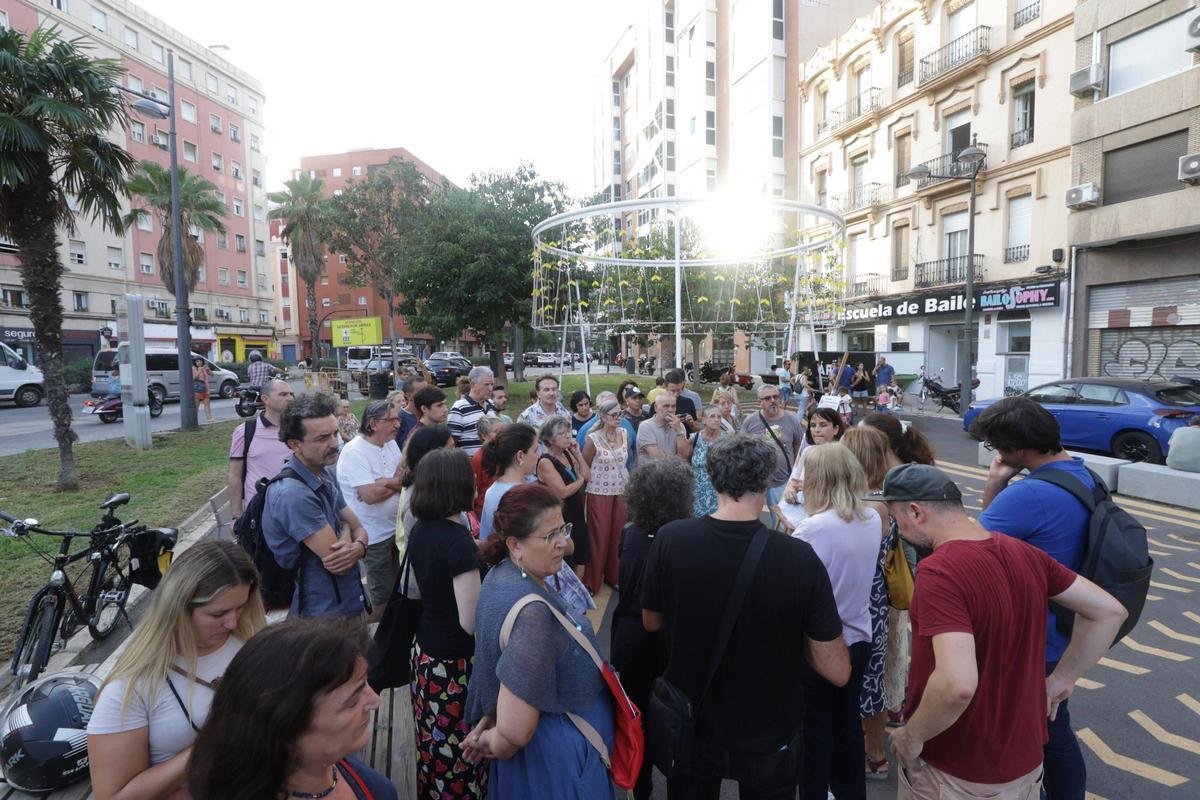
left=1068, top=63, right=1104, bottom=97
left=1186, top=12, right=1200, bottom=53
left=1065, top=183, right=1101, bottom=209
left=1180, top=153, right=1200, bottom=185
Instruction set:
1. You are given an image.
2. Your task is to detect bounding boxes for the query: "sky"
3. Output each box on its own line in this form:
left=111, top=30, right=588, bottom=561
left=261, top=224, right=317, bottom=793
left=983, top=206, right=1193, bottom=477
left=134, top=0, right=637, bottom=197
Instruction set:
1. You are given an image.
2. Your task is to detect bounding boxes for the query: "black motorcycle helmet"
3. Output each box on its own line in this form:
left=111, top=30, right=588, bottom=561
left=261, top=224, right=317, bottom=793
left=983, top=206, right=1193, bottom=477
left=0, top=672, right=101, bottom=792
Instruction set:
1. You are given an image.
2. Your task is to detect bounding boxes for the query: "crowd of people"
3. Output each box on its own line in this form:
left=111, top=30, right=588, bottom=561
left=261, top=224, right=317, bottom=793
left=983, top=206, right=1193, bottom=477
left=83, top=368, right=1130, bottom=800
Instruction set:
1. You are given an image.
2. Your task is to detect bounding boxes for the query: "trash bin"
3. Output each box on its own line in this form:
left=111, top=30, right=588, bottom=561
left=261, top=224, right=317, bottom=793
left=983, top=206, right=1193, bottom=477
left=368, top=372, right=389, bottom=400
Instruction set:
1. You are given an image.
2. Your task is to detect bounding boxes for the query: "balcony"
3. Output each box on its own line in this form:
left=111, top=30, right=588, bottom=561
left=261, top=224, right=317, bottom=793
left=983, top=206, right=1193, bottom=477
left=913, top=143, right=988, bottom=189
left=895, top=170, right=911, bottom=189
left=1011, top=127, right=1033, bottom=149
left=897, top=66, right=913, bottom=88
left=848, top=273, right=885, bottom=298
left=1004, top=244, right=1030, bottom=263
left=919, top=26, right=991, bottom=86
left=1014, top=1, right=1040, bottom=30
left=914, top=255, right=984, bottom=289
left=829, top=88, right=883, bottom=134
left=832, top=183, right=890, bottom=214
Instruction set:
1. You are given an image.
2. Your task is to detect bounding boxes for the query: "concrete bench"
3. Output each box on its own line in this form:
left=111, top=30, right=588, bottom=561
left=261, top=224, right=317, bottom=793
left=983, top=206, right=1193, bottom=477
left=976, top=443, right=1130, bottom=490
left=1116, top=462, right=1200, bottom=510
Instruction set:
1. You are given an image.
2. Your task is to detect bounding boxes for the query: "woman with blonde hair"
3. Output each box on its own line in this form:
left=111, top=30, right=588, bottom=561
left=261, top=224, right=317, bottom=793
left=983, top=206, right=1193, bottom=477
left=792, top=443, right=884, bottom=800
left=87, top=539, right=267, bottom=800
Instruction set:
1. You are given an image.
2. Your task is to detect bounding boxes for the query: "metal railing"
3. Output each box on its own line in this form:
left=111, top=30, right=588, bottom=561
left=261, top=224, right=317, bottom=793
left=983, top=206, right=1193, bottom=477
left=914, top=255, right=984, bottom=288
left=829, top=88, right=883, bottom=132
left=895, top=170, right=911, bottom=189
left=1014, top=1, right=1040, bottom=29
left=1011, top=127, right=1033, bottom=148
left=892, top=263, right=909, bottom=282
left=898, top=66, right=913, bottom=88
left=816, top=118, right=830, bottom=139
left=919, top=26, right=991, bottom=85
left=1004, top=244, right=1030, bottom=263
left=832, top=183, right=890, bottom=213
left=914, top=143, right=989, bottom=189
left=848, top=273, right=884, bottom=298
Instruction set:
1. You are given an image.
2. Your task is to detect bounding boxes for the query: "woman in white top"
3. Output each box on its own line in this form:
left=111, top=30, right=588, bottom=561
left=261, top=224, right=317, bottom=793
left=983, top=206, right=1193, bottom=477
left=791, top=443, right=885, bottom=800
left=87, top=539, right=267, bottom=800
left=780, top=407, right=846, bottom=530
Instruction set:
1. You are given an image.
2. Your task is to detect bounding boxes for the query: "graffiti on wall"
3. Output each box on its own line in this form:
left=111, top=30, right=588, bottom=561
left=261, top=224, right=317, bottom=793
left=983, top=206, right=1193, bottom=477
left=1100, top=330, right=1200, bottom=382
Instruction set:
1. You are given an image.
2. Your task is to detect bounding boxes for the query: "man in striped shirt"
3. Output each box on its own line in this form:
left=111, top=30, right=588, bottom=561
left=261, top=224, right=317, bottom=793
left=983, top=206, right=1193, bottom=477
left=446, top=366, right=495, bottom=454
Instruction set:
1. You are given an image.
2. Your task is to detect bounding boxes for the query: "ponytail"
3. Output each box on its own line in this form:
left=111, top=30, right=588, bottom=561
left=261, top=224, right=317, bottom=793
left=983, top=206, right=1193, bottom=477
left=481, top=422, right=538, bottom=478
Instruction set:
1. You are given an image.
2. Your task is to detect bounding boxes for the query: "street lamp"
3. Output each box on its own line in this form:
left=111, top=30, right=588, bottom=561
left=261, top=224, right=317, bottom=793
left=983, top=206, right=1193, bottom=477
left=118, top=50, right=196, bottom=431
left=906, top=134, right=987, bottom=416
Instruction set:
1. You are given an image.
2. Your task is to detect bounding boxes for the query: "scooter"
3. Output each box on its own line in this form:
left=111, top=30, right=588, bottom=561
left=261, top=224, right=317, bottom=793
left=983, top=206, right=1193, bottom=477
left=233, top=385, right=263, bottom=418
left=82, top=393, right=164, bottom=424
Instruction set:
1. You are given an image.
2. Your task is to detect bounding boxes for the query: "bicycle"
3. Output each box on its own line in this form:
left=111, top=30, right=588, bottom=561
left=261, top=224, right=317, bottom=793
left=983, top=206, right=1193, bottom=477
left=1, top=493, right=178, bottom=688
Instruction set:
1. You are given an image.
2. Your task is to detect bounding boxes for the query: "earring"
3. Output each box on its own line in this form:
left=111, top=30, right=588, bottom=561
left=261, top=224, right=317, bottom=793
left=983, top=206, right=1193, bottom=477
left=513, top=552, right=527, bottom=579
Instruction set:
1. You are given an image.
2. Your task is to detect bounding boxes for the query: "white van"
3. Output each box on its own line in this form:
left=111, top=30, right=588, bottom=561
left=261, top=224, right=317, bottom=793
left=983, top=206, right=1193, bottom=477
left=0, top=341, right=44, bottom=407
left=91, top=346, right=238, bottom=402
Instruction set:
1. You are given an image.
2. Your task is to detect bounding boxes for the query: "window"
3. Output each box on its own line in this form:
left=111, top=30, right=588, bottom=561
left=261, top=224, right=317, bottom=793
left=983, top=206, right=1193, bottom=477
left=196, top=266, right=205, bottom=283
left=226, top=85, right=238, bottom=105
left=358, top=296, right=368, bottom=306
left=897, top=34, right=914, bottom=87
left=231, top=161, right=243, bottom=180
left=140, top=252, right=154, bottom=274
left=218, top=267, right=230, bottom=286
left=91, top=7, right=106, bottom=32
left=895, top=133, right=911, bottom=186
left=177, top=58, right=192, bottom=80
left=255, top=239, right=266, bottom=256
left=772, top=0, right=784, bottom=39
left=665, top=8, right=674, bottom=41
left=209, top=113, right=222, bottom=133
left=1108, top=12, right=1196, bottom=97
left=1077, top=383, right=1126, bottom=406
left=183, top=141, right=197, bottom=163
left=181, top=100, right=196, bottom=123
left=128, top=75, right=143, bottom=94
left=705, top=61, right=716, bottom=96
left=151, top=42, right=163, bottom=63
left=217, top=231, right=228, bottom=249
left=706, top=160, right=717, bottom=192
left=130, top=120, right=145, bottom=144
left=206, top=73, right=218, bottom=93
left=338, top=253, right=349, bottom=264
left=816, top=88, right=828, bottom=133
left=239, top=308, right=250, bottom=323
left=251, top=169, right=262, bottom=188
left=322, top=297, right=331, bottom=307
left=1005, top=195, right=1032, bottom=262
left=333, top=167, right=342, bottom=177
left=943, top=210, right=968, bottom=259
left=321, top=275, right=329, bottom=286
left=235, top=234, right=246, bottom=252
left=229, top=124, right=240, bottom=143
left=1012, top=80, right=1035, bottom=147
left=2, top=287, right=28, bottom=308
left=948, top=2, right=975, bottom=42
left=665, top=55, right=674, bottom=87
left=193, top=305, right=207, bottom=320
left=256, top=272, right=267, bottom=289
left=705, top=110, right=715, bottom=145
left=237, top=269, right=248, bottom=288
left=124, top=27, right=137, bottom=49
left=1103, top=131, right=1189, bottom=205
left=250, top=133, right=260, bottom=152
left=253, top=205, right=264, bottom=221
left=0, top=9, right=9, bottom=30
left=233, top=198, right=244, bottom=217
left=945, top=108, right=971, bottom=158
left=188, top=223, right=204, bottom=244
left=68, top=239, right=85, bottom=265
left=137, top=214, right=152, bottom=232
left=1027, top=383, right=1076, bottom=404
left=259, top=310, right=269, bottom=324
left=815, top=170, right=827, bottom=207
left=211, top=152, right=223, bottom=172
left=666, top=98, right=675, bottom=130
left=892, top=224, right=910, bottom=280
left=771, top=116, right=784, bottom=158
left=73, top=291, right=88, bottom=312
left=352, top=165, right=362, bottom=176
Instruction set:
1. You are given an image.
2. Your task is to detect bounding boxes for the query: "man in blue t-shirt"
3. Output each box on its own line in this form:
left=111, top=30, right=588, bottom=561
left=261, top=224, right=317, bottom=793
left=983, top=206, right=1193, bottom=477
left=970, top=397, right=1091, bottom=800
left=872, top=357, right=895, bottom=390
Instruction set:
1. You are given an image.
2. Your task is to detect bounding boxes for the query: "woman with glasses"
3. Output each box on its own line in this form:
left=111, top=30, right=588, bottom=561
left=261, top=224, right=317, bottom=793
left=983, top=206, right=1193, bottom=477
left=464, top=484, right=614, bottom=799
left=536, top=416, right=592, bottom=572
left=581, top=398, right=630, bottom=594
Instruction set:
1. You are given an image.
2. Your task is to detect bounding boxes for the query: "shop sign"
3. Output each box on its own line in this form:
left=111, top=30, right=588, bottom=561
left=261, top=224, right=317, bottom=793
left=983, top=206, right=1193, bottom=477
left=1, top=326, right=36, bottom=341
left=841, top=281, right=1060, bottom=323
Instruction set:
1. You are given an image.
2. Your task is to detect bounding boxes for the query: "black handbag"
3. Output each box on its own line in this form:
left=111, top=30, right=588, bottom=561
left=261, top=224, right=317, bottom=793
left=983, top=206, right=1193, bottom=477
left=645, top=526, right=770, bottom=779
left=367, top=550, right=421, bottom=692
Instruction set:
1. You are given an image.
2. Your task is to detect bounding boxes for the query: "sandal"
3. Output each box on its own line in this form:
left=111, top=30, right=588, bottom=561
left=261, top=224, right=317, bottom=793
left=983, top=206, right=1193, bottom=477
left=866, top=756, right=889, bottom=781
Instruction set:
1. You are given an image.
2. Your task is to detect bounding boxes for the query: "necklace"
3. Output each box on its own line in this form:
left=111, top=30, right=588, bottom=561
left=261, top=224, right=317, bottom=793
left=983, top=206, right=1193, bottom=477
left=288, top=766, right=338, bottom=799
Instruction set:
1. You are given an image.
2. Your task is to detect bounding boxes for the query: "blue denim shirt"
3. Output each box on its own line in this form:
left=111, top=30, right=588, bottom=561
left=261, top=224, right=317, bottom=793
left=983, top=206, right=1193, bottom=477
left=262, top=455, right=365, bottom=618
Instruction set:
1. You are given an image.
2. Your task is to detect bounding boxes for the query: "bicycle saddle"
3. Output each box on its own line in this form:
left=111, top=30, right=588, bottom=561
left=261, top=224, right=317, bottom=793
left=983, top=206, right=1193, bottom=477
left=100, top=493, right=130, bottom=510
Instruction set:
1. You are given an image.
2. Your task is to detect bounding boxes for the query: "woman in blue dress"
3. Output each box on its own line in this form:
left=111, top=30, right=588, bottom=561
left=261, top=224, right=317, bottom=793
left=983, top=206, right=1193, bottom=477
left=690, top=404, right=728, bottom=516
left=464, top=484, right=614, bottom=799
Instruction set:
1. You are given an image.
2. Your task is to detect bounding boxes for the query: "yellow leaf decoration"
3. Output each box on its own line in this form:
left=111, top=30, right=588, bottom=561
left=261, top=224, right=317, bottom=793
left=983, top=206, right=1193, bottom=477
left=650, top=275, right=662, bottom=282
left=636, top=298, right=645, bottom=305
left=697, top=295, right=709, bottom=302
left=604, top=299, right=616, bottom=306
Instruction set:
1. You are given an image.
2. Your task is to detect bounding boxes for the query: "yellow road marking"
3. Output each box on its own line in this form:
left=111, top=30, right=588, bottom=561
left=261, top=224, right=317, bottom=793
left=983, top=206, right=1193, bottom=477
left=937, top=459, right=988, bottom=477
left=1149, top=580, right=1193, bottom=594
left=1129, top=710, right=1200, bottom=755
left=1169, top=533, right=1200, bottom=545
left=1097, top=657, right=1151, bottom=675
left=1076, top=727, right=1188, bottom=787
left=1147, top=594, right=1163, bottom=601
left=1148, top=621, right=1200, bottom=645
left=585, top=584, right=612, bottom=633
left=1177, top=693, right=1200, bottom=716
left=1075, top=677, right=1105, bottom=690
left=1184, top=611, right=1200, bottom=626
left=1161, top=567, right=1200, bottom=584
left=1121, top=637, right=1191, bottom=662
left=1148, top=538, right=1196, bottom=552
left=1149, top=550, right=1171, bottom=557
left=1130, top=511, right=1200, bottom=530
left=1190, top=562, right=1200, bottom=572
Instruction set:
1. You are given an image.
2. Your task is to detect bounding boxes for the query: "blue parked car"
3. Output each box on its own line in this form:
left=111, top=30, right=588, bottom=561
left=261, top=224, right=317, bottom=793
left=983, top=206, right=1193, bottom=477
left=963, top=378, right=1200, bottom=464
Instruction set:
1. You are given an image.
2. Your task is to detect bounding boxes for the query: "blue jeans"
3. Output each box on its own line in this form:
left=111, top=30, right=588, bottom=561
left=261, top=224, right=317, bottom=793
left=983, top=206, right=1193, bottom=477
left=1043, top=660, right=1085, bottom=800
left=779, top=385, right=792, bottom=408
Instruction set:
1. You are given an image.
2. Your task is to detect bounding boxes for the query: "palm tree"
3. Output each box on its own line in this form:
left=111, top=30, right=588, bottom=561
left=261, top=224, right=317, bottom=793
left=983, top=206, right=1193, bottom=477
left=122, top=161, right=226, bottom=296
left=0, top=27, right=135, bottom=491
left=268, top=174, right=326, bottom=362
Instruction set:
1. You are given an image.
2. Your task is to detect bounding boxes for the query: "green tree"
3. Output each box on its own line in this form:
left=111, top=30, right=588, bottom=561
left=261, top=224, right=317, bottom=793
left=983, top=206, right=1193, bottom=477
left=268, top=174, right=326, bottom=360
left=322, top=158, right=432, bottom=348
left=122, top=161, right=226, bottom=296
left=0, top=27, right=135, bottom=490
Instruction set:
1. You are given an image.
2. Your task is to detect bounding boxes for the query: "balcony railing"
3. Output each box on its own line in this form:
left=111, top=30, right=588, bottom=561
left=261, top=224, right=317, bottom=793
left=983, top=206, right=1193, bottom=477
left=1014, top=1, right=1040, bottom=29
left=919, top=26, right=991, bottom=85
left=1004, top=244, right=1030, bottom=263
left=848, top=273, right=884, bottom=298
left=914, top=255, right=984, bottom=289
left=895, top=170, right=911, bottom=189
left=1011, top=127, right=1033, bottom=148
left=832, top=183, right=890, bottom=213
left=914, top=143, right=989, bottom=189
left=816, top=118, right=830, bottom=139
left=829, top=88, right=883, bottom=132
left=897, top=66, right=913, bottom=88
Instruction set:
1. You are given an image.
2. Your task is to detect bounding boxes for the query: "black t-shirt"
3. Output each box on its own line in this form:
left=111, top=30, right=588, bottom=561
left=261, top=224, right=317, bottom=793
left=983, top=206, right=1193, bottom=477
left=615, top=523, right=654, bottom=620
left=674, top=395, right=697, bottom=423
left=408, top=518, right=481, bottom=659
left=641, top=517, right=842, bottom=752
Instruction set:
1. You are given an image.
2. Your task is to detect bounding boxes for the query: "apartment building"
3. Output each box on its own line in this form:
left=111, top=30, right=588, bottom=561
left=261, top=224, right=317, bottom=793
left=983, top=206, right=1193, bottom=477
left=794, top=0, right=1076, bottom=399
left=0, top=0, right=274, bottom=366
left=1066, top=0, right=1200, bottom=384
left=268, top=219, right=302, bottom=362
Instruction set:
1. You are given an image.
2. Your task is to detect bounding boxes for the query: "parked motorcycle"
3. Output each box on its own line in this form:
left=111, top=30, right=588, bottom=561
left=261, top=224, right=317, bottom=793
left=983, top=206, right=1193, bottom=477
left=920, top=367, right=980, bottom=415
left=234, top=385, right=263, bottom=418
left=638, top=355, right=658, bottom=376
left=82, top=394, right=164, bottom=424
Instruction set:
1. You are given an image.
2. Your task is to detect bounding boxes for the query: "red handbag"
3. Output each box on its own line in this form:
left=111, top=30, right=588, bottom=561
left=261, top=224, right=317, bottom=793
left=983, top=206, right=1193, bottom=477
left=500, top=594, right=645, bottom=790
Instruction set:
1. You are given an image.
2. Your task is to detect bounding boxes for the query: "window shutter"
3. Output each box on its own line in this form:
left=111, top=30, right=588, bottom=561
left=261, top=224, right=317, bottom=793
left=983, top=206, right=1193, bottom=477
left=1007, top=195, right=1032, bottom=247
left=1103, top=131, right=1188, bottom=206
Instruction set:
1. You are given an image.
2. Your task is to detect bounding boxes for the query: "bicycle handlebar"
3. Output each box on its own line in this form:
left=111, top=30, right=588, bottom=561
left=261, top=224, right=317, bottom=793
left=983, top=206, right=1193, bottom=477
left=0, top=511, right=15, bottom=524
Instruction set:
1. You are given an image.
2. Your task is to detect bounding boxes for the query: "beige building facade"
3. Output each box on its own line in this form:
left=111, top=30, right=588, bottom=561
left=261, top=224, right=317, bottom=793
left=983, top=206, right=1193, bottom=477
left=795, top=0, right=1077, bottom=399
left=1067, top=0, right=1200, bottom=384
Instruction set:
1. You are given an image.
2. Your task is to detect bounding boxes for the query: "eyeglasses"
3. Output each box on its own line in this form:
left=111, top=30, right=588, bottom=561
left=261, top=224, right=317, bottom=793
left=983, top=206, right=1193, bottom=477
left=535, top=522, right=573, bottom=544
left=604, top=411, right=622, bottom=418
left=983, top=441, right=994, bottom=452
left=762, top=394, right=780, bottom=402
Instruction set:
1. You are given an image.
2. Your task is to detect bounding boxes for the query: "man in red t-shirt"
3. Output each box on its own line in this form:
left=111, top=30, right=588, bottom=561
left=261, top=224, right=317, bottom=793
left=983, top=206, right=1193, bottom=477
left=875, top=464, right=1126, bottom=800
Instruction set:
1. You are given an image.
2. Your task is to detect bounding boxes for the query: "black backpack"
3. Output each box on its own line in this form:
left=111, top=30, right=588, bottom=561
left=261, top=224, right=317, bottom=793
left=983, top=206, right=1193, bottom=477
left=1027, top=468, right=1153, bottom=645
left=234, top=467, right=302, bottom=610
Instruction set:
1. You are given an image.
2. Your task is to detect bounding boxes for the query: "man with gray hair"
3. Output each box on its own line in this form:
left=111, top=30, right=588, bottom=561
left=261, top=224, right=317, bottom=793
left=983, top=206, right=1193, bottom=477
left=636, top=390, right=692, bottom=466
left=447, top=365, right=495, bottom=455
left=336, top=399, right=404, bottom=613
left=741, top=382, right=804, bottom=530
left=227, top=377, right=295, bottom=516
left=642, top=434, right=850, bottom=797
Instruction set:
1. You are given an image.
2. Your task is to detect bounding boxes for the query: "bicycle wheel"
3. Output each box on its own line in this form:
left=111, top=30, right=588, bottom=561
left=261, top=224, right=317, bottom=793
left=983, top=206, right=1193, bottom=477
left=14, top=596, right=59, bottom=688
left=89, top=541, right=132, bottom=640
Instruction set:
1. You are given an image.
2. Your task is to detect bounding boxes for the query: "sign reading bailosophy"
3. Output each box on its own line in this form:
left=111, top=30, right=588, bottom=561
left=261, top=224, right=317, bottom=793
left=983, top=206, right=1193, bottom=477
left=840, top=281, right=1060, bottom=323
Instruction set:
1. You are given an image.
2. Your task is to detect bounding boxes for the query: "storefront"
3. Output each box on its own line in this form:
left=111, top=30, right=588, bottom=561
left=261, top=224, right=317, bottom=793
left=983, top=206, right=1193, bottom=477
left=2, top=325, right=103, bottom=365
left=215, top=331, right=275, bottom=363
